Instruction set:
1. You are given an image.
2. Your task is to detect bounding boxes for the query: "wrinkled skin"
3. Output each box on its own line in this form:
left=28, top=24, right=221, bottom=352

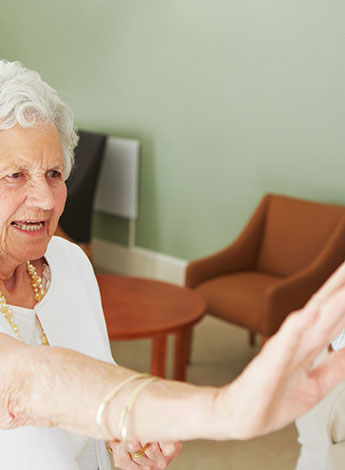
left=108, top=440, right=182, bottom=470
left=0, top=124, right=66, bottom=278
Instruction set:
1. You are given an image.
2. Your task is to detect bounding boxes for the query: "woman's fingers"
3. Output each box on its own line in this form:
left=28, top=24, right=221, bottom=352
left=306, top=262, right=345, bottom=309
left=216, top=275, right=345, bottom=440
left=140, top=442, right=172, bottom=468
left=302, top=285, right=345, bottom=357
left=109, top=440, right=141, bottom=470
left=310, top=348, right=345, bottom=398
left=144, top=441, right=182, bottom=466
left=159, top=441, right=182, bottom=459
left=269, top=279, right=345, bottom=369
left=109, top=440, right=181, bottom=470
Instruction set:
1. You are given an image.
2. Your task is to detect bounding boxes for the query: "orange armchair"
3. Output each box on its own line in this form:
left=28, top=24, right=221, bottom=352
left=185, top=194, right=345, bottom=344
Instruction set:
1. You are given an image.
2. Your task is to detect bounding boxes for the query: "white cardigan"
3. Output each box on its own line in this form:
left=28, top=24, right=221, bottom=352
left=0, top=237, right=114, bottom=470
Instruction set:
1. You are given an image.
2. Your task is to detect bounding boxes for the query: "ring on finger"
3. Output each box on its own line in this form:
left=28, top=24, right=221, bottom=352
left=129, top=443, right=150, bottom=459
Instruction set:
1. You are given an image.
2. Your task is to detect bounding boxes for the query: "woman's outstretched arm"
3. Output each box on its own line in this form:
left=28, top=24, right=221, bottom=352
left=2, top=262, right=345, bottom=443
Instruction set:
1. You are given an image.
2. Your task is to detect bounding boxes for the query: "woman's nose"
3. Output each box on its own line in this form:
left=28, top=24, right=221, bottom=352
left=25, top=180, right=55, bottom=210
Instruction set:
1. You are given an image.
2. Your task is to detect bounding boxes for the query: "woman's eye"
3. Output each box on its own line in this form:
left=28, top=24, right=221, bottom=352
left=47, top=170, right=62, bottom=179
left=7, top=172, right=24, bottom=179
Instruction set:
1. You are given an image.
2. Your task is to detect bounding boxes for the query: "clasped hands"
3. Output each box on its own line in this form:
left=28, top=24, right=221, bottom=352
left=107, top=439, right=182, bottom=470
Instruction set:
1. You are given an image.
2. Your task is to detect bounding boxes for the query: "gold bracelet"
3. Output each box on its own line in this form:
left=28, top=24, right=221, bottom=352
left=96, top=372, right=149, bottom=436
left=119, top=376, right=159, bottom=449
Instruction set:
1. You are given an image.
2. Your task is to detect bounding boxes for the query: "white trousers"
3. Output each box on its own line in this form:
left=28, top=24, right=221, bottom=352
left=296, top=356, right=345, bottom=469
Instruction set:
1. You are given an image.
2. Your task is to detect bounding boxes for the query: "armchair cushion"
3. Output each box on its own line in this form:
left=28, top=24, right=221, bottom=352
left=195, top=271, right=281, bottom=334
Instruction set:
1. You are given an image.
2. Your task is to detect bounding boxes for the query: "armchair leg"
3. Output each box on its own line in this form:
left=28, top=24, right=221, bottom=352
left=185, top=327, right=193, bottom=365
left=249, top=330, right=256, bottom=346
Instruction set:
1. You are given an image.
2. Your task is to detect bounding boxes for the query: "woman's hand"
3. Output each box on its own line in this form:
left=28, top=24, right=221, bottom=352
left=214, top=262, right=345, bottom=440
left=107, top=440, right=182, bottom=470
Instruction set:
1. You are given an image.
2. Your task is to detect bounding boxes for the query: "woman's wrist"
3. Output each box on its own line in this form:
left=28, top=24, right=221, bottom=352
left=106, top=379, right=222, bottom=442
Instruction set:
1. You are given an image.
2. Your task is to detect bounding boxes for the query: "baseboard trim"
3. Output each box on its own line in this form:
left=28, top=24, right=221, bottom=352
left=93, top=238, right=187, bottom=286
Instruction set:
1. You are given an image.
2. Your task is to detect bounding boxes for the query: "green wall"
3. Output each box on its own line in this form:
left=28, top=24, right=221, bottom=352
left=1, top=1, right=345, bottom=260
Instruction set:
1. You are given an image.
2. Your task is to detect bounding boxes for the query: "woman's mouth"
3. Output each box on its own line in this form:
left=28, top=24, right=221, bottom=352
left=11, top=221, right=44, bottom=232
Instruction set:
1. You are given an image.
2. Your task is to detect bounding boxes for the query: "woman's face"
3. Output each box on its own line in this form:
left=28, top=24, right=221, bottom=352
left=0, top=123, right=67, bottom=265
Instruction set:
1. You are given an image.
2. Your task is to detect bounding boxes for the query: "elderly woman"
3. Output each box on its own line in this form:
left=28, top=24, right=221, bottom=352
left=1, top=59, right=345, bottom=470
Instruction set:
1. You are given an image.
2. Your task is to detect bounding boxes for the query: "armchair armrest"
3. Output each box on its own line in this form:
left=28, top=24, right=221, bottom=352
left=264, top=217, right=345, bottom=335
left=185, top=195, right=271, bottom=288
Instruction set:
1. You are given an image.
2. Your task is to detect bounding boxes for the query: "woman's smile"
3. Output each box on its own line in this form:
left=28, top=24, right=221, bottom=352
left=11, top=220, right=46, bottom=233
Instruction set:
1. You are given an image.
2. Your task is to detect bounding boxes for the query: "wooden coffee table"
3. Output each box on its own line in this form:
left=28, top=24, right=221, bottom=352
left=96, top=274, right=206, bottom=381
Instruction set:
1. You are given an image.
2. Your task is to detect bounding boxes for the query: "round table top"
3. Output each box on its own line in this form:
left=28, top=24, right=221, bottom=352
left=96, top=274, right=206, bottom=340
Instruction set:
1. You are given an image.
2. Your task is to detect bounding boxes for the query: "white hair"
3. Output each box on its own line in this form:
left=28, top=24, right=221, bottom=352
left=0, top=60, right=78, bottom=179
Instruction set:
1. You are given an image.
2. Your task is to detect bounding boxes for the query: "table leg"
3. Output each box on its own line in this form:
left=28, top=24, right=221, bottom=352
left=174, top=327, right=192, bottom=381
left=151, top=334, right=167, bottom=378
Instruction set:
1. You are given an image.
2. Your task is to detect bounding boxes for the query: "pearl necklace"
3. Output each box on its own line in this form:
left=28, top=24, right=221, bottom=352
left=0, top=261, right=49, bottom=345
